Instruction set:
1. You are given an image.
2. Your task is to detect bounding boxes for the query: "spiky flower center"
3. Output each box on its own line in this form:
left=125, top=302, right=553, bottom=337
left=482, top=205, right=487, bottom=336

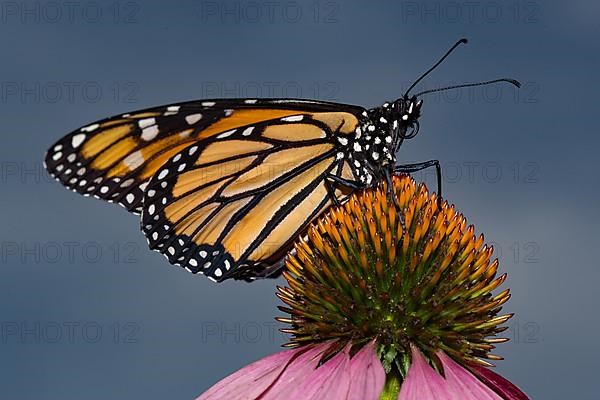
left=277, top=175, right=511, bottom=372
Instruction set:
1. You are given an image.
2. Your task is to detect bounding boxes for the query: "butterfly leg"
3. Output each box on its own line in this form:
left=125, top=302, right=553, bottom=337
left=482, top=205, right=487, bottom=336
left=383, top=168, right=402, bottom=209
left=394, top=159, right=442, bottom=201
left=326, top=175, right=363, bottom=206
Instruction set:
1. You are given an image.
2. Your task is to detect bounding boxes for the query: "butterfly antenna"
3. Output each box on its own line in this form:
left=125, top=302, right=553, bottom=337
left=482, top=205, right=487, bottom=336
left=404, top=38, right=469, bottom=97
left=413, top=78, right=521, bottom=97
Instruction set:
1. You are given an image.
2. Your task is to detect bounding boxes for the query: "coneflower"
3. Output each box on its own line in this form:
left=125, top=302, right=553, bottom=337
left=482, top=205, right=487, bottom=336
left=197, top=174, right=528, bottom=399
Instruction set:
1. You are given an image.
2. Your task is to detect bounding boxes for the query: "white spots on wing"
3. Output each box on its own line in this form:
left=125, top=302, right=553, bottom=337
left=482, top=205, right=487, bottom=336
left=152, top=232, right=158, bottom=241
left=147, top=189, right=156, bottom=197
left=402, top=114, right=409, bottom=121
left=362, top=111, right=368, bottom=117
left=281, top=115, right=304, bottom=122
left=380, top=117, right=388, bottom=123
left=81, top=123, right=99, bottom=133
left=203, top=261, right=211, bottom=269
left=244, top=99, right=257, bottom=104
left=188, top=146, right=198, bottom=156
left=71, top=133, right=86, bottom=148
left=242, top=126, right=254, bottom=136
left=141, top=125, right=159, bottom=141
left=367, top=125, right=375, bottom=132
left=224, top=109, right=234, bottom=116
left=167, top=246, right=175, bottom=255
left=354, top=160, right=361, bottom=168
left=189, top=258, right=198, bottom=267
left=138, top=118, right=156, bottom=129
left=337, top=137, right=348, bottom=146
left=355, top=127, right=361, bottom=139
left=374, top=137, right=381, bottom=144
left=336, top=152, right=344, bottom=160
left=78, top=180, right=87, bottom=186
left=126, top=193, right=135, bottom=203
left=408, top=102, right=414, bottom=114
left=64, top=168, right=72, bottom=175
left=53, top=144, right=63, bottom=152
left=76, top=167, right=86, bottom=176
left=164, top=106, right=180, bottom=116
left=120, top=178, right=134, bottom=188
left=100, top=186, right=109, bottom=194
left=52, top=152, right=62, bottom=161
left=185, top=113, right=203, bottom=125
left=393, top=120, right=398, bottom=129
left=199, top=250, right=207, bottom=258
left=353, top=142, right=362, bottom=152
left=372, top=152, right=380, bottom=161
left=139, top=181, right=148, bottom=191
left=123, top=150, right=145, bottom=170
left=224, top=260, right=231, bottom=270
left=172, top=154, right=181, bottom=162
left=214, top=268, right=223, bottom=278
left=177, top=163, right=186, bottom=172
left=216, top=129, right=236, bottom=139
left=122, top=113, right=131, bottom=118
left=385, top=136, right=392, bottom=143
left=56, top=165, right=64, bottom=172
left=201, top=101, right=215, bottom=107
left=148, top=204, right=156, bottom=215
left=158, top=169, right=169, bottom=180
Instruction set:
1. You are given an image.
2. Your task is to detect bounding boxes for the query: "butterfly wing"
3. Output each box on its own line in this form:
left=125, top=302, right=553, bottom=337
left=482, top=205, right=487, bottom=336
left=45, top=98, right=365, bottom=281
left=139, top=103, right=364, bottom=281
left=44, top=99, right=359, bottom=214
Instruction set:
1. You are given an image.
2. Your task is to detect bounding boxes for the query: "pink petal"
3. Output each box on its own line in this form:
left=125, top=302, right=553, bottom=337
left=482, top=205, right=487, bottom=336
left=398, top=346, right=448, bottom=399
left=196, top=347, right=301, bottom=400
left=260, top=343, right=330, bottom=399
left=468, top=363, right=530, bottom=400
left=287, top=347, right=352, bottom=400
left=436, top=351, right=503, bottom=400
left=347, top=342, right=386, bottom=400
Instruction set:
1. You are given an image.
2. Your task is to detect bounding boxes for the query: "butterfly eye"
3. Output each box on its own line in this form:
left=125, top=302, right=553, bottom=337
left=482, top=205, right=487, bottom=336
left=404, top=121, right=420, bottom=139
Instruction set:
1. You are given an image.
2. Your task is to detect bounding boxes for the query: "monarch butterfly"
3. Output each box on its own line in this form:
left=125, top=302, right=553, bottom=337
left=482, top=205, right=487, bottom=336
left=44, top=38, right=519, bottom=282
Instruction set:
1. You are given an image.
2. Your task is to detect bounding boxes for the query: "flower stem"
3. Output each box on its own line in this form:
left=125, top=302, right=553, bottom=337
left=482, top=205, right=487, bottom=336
left=379, top=369, right=401, bottom=400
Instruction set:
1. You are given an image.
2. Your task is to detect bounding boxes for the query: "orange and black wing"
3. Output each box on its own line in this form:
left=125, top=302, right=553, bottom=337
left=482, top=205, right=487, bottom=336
left=139, top=103, right=364, bottom=281
left=44, top=99, right=360, bottom=214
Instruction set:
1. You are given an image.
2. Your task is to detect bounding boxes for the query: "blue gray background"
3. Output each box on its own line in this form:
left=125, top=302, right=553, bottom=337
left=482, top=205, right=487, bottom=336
left=1, top=0, right=598, bottom=398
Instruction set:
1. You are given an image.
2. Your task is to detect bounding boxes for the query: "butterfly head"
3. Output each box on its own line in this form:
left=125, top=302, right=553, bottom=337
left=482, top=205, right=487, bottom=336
left=391, top=95, right=423, bottom=143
